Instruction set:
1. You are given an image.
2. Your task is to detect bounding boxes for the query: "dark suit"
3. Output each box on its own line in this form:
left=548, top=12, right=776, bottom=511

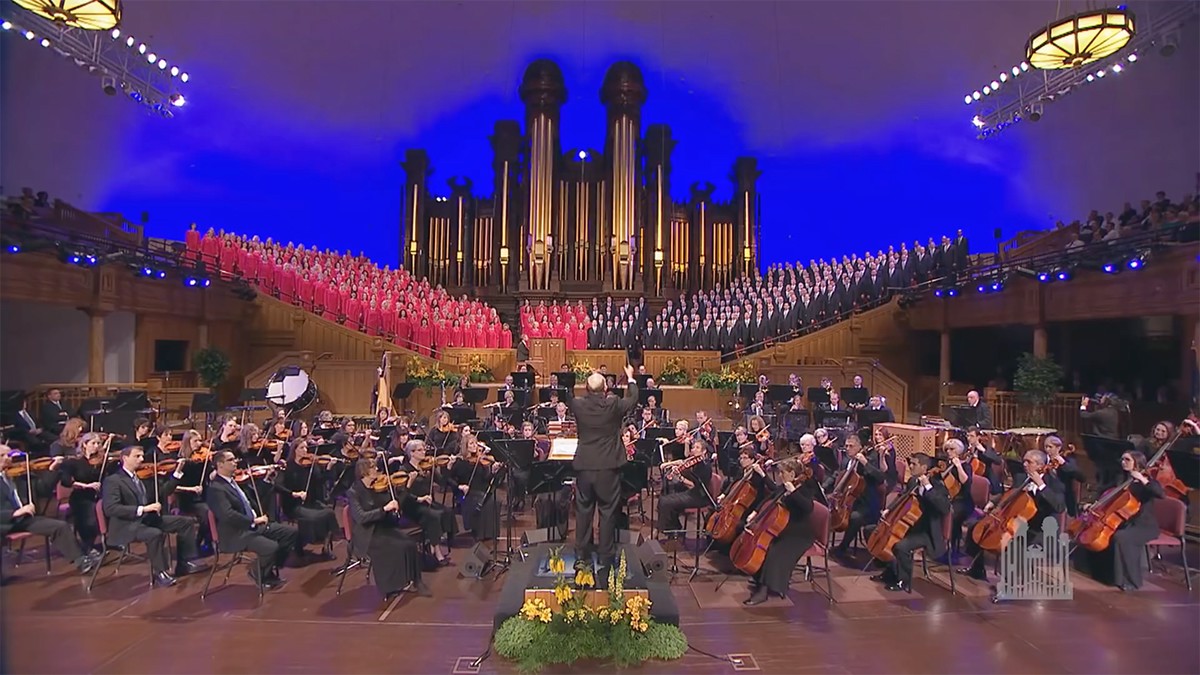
left=516, top=339, right=530, bottom=363
left=101, top=468, right=198, bottom=574
left=1080, top=406, right=1119, bottom=439
left=206, top=476, right=297, bottom=578
left=972, top=402, right=994, bottom=429
left=566, top=382, right=638, bottom=563
left=1, top=470, right=85, bottom=567
left=38, top=401, right=71, bottom=437
left=887, top=478, right=951, bottom=585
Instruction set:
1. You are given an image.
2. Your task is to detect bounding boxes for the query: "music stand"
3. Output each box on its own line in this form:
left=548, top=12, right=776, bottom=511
left=638, top=388, right=663, bottom=407
left=814, top=445, right=840, bottom=475
left=621, top=460, right=648, bottom=499
left=510, top=372, right=534, bottom=390
left=632, top=439, right=661, bottom=465
left=767, top=385, right=798, bottom=403
left=392, top=382, right=417, bottom=413
left=857, top=409, right=893, bottom=430
left=113, top=390, right=150, bottom=411
left=645, top=427, right=675, bottom=444
left=715, top=431, right=738, bottom=475
left=538, top=387, right=568, bottom=403
left=840, top=387, right=869, bottom=408
left=552, top=371, right=577, bottom=390
left=490, top=439, right=535, bottom=571
left=496, top=389, right=530, bottom=407
left=1081, top=434, right=1133, bottom=488
left=462, top=388, right=489, bottom=405
left=528, top=460, right=576, bottom=542
left=807, top=387, right=830, bottom=406
left=815, top=410, right=851, bottom=429
left=635, top=374, right=652, bottom=389
left=782, top=410, right=810, bottom=440
left=943, top=405, right=978, bottom=430
left=737, top=383, right=759, bottom=400
left=239, top=388, right=267, bottom=404
left=447, top=407, right=475, bottom=426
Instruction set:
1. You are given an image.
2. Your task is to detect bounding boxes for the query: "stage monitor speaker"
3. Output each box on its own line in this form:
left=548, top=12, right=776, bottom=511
left=637, top=540, right=668, bottom=577
left=520, top=527, right=564, bottom=547
left=617, top=529, right=644, bottom=546
left=459, top=542, right=492, bottom=578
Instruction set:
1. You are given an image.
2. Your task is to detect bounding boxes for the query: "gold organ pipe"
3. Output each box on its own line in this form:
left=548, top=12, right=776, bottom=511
left=457, top=196, right=463, bottom=283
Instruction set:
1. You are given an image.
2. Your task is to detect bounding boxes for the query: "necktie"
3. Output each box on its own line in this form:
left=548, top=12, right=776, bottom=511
left=131, top=474, right=147, bottom=506
left=3, top=475, right=22, bottom=508
left=20, top=410, right=35, bottom=429
left=231, top=480, right=256, bottom=517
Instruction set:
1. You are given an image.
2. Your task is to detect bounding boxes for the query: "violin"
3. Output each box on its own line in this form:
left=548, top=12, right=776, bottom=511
left=272, top=427, right=293, bottom=441
left=233, top=463, right=282, bottom=483
left=662, top=453, right=705, bottom=481
left=251, top=438, right=281, bottom=452
left=341, top=445, right=378, bottom=460
left=160, top=440, right=182, bottom=453
left=135, top=457, right=182, bottom=480
left=729, top=464, right=813, bottom=576
left=3, top=455, right=55, bottom=477
left=297, top=454, right=344, bottom=468
left=368, top=470, right=410, bottom=491
left=189, top=445, right=213, bottom=462
left=88, top=449, right=122, bottom=467
left=416, top=455, right=451, bottom=472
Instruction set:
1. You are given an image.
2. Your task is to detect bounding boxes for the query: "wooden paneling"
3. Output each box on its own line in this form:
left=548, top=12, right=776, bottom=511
left=563, top=351, right=722, bottom=377
left=441, top=349, right=516, bottom=381
left=529, top=338, right=566, bottom=379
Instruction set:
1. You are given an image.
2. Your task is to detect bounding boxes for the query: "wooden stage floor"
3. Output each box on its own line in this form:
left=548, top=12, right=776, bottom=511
left=3, top=507, right=1197, bottom=675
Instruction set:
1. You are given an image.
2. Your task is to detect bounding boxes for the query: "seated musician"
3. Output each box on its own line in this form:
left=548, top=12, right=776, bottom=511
left=272, top=439, right=339, bottom=560
left=638, top=407, right=659, bottom=435
left=960, top=449, right=1066, bottom=581
left=1082, top=450, right=1164, bottom=591
left=694, top=411, right=715, bottom=445
left=745, top=457, right=820, bottom=605
left=551, top=402, right=572, bottom=425
left=347, top=458, right=430, bottom=600
left=831, top=432, right=898, bottom=558
left=657, top=439, right=714, bottom=538
left=940, top=439, right=976, bottom=559
left=748, top=391, right=768, bottom=418
left=747, top=415, right=772, bottom=457
left=267, top=409, right=292, bottom=442
left=427, top=410, right=459, bottom=456
left=207, top=450, right=299, bottom=589
left=869, top=453, right=951, bottom=593
left=448, top=434, right=502, bottom=542
left=796, top=434, right=828, bottom=488
left=1043, top=435, right=1084, bottom=517
left=1, top=448, right=101, bottom=575
left=719, top=448, right=774, bottom=511
left=660, top=420, right=692, bottom=462
left=963, top=427, right=1005, bottom=494
left=59, top=432, right=109, bottom=552
left=787, top=394, right=805, bottom=413
left=399, top=439, right=456, bottom=564
left=102, top=445, right=206, bottom=587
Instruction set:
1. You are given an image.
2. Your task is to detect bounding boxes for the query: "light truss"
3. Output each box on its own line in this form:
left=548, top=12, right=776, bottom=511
left=1, top=7, right=189, bottom=118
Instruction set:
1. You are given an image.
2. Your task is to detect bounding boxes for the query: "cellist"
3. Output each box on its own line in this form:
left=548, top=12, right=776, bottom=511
left=1081, top=450, right=1164, bottom=591
left=868, top=453, right=950, bottom=593
left=831, top=431, right=898, bottom=559
left=744, top=458, right=818, bottom=606
left=960, top=450, right=1065, bottom=582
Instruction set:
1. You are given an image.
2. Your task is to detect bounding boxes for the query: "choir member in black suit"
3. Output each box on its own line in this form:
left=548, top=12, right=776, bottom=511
left=657, top=439, right=714, bottom=535
left=1085, top=451, right=1164, bottom=590
left=347, top=457, right=429, bottom=600
left=832, top=432, right=899, bottom=557
left=1, top=449, right=100, bottom=575
left=399, top=439, right=457, bottom=564
left=744, top=457, right=819, bottom=605
left=869, top=453, right=951, bottom=592
left=961, top=450, right=1066, bottom=581
left=207, top=450, right=297, bottom=588
left=448, top=434, right=501, bottom=541
left=272, top=439, right=339, bottom=559
left=103, top=445, right=206, bottom=587
left=58, top=432, right=108, bottom=551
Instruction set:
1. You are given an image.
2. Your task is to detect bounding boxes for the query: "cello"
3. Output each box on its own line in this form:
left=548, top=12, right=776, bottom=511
left=866, top=473, right=938, bottom=563
left=828, top=438, right=890, bottom=531
left=1146, top=417, right=1196, bottom=501
left=969, top=477, right=1037, bottom=553
left=730, top=462, right=813, bottom=576
left=706, top=458, right=773, bottom=545
left=1068, top=422, right=1191, bottom=552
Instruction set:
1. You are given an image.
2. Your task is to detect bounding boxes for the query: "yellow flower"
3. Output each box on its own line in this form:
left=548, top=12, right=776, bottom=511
left=521, top=598, right=552, bottom=622
left=554, top=584, right=573, bottom=604
left=574, top=568, right=595, bottom=588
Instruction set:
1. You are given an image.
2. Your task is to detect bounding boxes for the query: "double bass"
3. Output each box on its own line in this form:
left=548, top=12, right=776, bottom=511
left=706, top=459, right=773, bottom=545
left=729, top=463, right=813, bottom=576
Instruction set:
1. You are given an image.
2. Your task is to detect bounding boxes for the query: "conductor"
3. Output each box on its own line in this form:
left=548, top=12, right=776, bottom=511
left=568, top=364, right=638, bottom=572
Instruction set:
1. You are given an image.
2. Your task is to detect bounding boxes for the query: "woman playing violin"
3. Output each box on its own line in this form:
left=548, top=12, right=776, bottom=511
left=744, top=457, right=819, bottom=605
left=747, top=415, right=772, bottom=458
left=173, top=429, right=215, bottom=551
left=831, top=431, right=898, bottom=559
left=1082, top=451, right=1164, bottom=591
left=657, top=439, right=713, bottom=537
left=237, top=423, right=279, bottom=517
left=267, top=409, right=292, bottom=442
left=447, top=433, right=502, bottom=542
left=397, top=439, right=456, bottom=564
left=868, top=453, right=951, bottom=593
left=272, top=438, right=339, bottom=560
left=59, top=432, right=111, bottom=550
left=347, top=458, right=429, bottom=601
left=427, top=410, right=459, bottom=456
left=49, top=418, right=87, bottom=458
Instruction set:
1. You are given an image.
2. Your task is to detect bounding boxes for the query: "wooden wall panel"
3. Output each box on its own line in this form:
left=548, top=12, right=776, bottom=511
left=442, top=349, right=516, bottom=380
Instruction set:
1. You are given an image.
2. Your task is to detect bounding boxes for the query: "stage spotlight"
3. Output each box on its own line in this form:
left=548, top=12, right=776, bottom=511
left=6, top=244, right=20, bottom=254
left=138, top=42, right=146, bottom=54
left=184, top=276, right=211, bottom=288
left=170, top=66, right=180, bottom=76
left=1127, top=256, right=1144, bottom=270
left=1127, top=53, right=1138, bottom=62
left=1037, top=271, right=1052, bottom=283
left=972, top=115, right=986, bottom=129
left=39, top=38, right=49, bottom=47
left=158, top=60, right=167, bottom=70
left=170, top=93, right=186, bottom=107
left=934, top=288, right=944, bottom=298
left=991, top=281, right=1004, bottom=292
left=977, top=283, right=988, bottom=294
left=578, top=150, right=588, bottom=160
left=983, top=86, right=991, bottom=95
left=946, top=287, right=959, bottom=297
left=111, top=28, right=119, bottom=39
left=972, top=90, right=981, bottom=100
left=1112, top=64, right=1123, bottom=73
left=147, top=52, right=157, bottom=63
left=125, top=36, right=134, bottom=47
left=1102, top=262, right=1119, bottom=274
left=1055, top=268, right=1072, bottom=281
left=101, top=76, right=117, bottom=95
left=963, top=95, right=972, bottom=104
left=180, top=72, right=189, bottom=83
left=1, top=21, right=11, bottom=30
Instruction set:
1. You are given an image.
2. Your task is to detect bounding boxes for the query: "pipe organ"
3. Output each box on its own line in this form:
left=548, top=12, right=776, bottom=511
left=401, top=60, right=761, bottom=300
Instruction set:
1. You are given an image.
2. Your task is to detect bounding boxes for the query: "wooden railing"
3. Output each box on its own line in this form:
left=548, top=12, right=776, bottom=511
left=944, top=391, right=1087, bottom=442
left=25, top=382, right=210, bottom=424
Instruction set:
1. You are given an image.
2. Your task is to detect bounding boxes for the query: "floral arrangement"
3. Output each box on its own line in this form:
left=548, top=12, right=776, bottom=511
left=569, top=359, right=594, bottom=377
left=494, top=547, right=687, bottom=673
left=403, top=355, right=456, bottom=391
left=694, top=360, right=756, bottom=391
left=657, top=357, right=689, bottom=385
left=462, top=353, right=495, bottom=383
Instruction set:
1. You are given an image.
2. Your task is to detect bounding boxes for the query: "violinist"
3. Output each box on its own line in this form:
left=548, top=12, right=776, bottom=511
left=660, top=420, right=692, bottom=462
left=747, top=415, right=772, bottom=457
left=748, top=391, right=768, bottom=418
left=963, top=427, right=1005, bottom=494
left=744, top=457, right=818, bottom=605
left=960, top=450, right=1065, bottom=582
left=796, top=434, right=828, bottom=488
left=399, top=439, right=456, bottom=565
left=658, top=439, right=714, bottom=537
left=174, top=429, right=213, bottom=535
left=1043, top=435, right=1084, bottom=517
left=238, top=423, right=279, bottom=519
left=132, top=417, right=154, bottom=446
left=868, top=453, right=951, bottom=593
left=59, top=432, right=110, bottom=551
left=48, top=418, right=86, bottom=458
left=831, top=431, right=898, bottom=559
left=638, top=407, right=658, bottom=435
left=267, top=409, right=293, bottom=442
left=1083, top=451, right=1164, bottom=591
left=427, top=410, right=459, bottom=456
left=330, top=417, right=360, bottom=453
left=272, top=439, right=339, bottom=560
left=214, top=415, right=242, bottom=452
left=102, top=445, right=206, bottom=587
left=1, top=447, right=100, bottom=575
left=694, top=411, right=715, bottom=445
left=448, top=433, right=502, bottom=541
left=348, top=457, right=430, bottom=600
left=207, top=450, right=298, bottom=589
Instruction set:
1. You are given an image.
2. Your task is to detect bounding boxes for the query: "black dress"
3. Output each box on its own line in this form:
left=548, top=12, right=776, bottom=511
left=59, top=456, right=104, bottom=550
left=754, top=480, right=819, bottom=595
left=448, top=458, right=500, bottom=540
left=1087, top=477, right=1164, bottom=589
left=399, top=461, right=458, bottom=545
left=272, top=460, right=338, bottom=549
left=347, top=481, right=423, bottom=596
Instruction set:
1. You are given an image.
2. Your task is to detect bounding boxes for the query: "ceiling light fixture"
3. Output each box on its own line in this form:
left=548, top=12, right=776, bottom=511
left=1026, top=7, right=1135, bottom=70
left=11, top=0, right=121, bottom=31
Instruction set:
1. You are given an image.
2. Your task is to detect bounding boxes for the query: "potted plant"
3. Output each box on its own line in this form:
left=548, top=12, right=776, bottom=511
left=1011, top=352, right=1064, bottom=425
left=657, top=358, right=689, bottom=386
left=192, top=347, right=231, bottom=390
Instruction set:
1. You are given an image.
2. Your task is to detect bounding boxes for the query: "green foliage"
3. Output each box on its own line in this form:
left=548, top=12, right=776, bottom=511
left=191, top=347, right=231, bottom=389
left=1012, top=352, right=1064, bottom=406
left=657, top=358, right=689, bottom=385
left=493, top=616, right=688, bottom=674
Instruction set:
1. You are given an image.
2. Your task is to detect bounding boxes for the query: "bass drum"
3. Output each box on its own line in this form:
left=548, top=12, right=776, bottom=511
left=265, top=366, right=319, bottom=414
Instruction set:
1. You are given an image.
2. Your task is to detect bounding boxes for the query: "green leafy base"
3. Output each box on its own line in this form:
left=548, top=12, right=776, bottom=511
left=494, top=617, right=688, bottom=674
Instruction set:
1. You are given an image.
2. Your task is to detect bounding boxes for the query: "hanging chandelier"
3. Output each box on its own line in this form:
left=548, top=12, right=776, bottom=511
left=1026, top=7, right=1135, bottom=70
left=11, top=0, right=121, bottom=31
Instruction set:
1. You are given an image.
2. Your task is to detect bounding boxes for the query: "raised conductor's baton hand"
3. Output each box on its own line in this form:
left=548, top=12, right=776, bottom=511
left=624, top=364, right=635, bottom=380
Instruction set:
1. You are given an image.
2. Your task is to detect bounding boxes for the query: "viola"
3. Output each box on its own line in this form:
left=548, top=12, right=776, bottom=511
left=706, top=460, right=772, bottom=545
left=729, top=465, right=812, bottom=576
left=970, top=478, right=1037, bottom=553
